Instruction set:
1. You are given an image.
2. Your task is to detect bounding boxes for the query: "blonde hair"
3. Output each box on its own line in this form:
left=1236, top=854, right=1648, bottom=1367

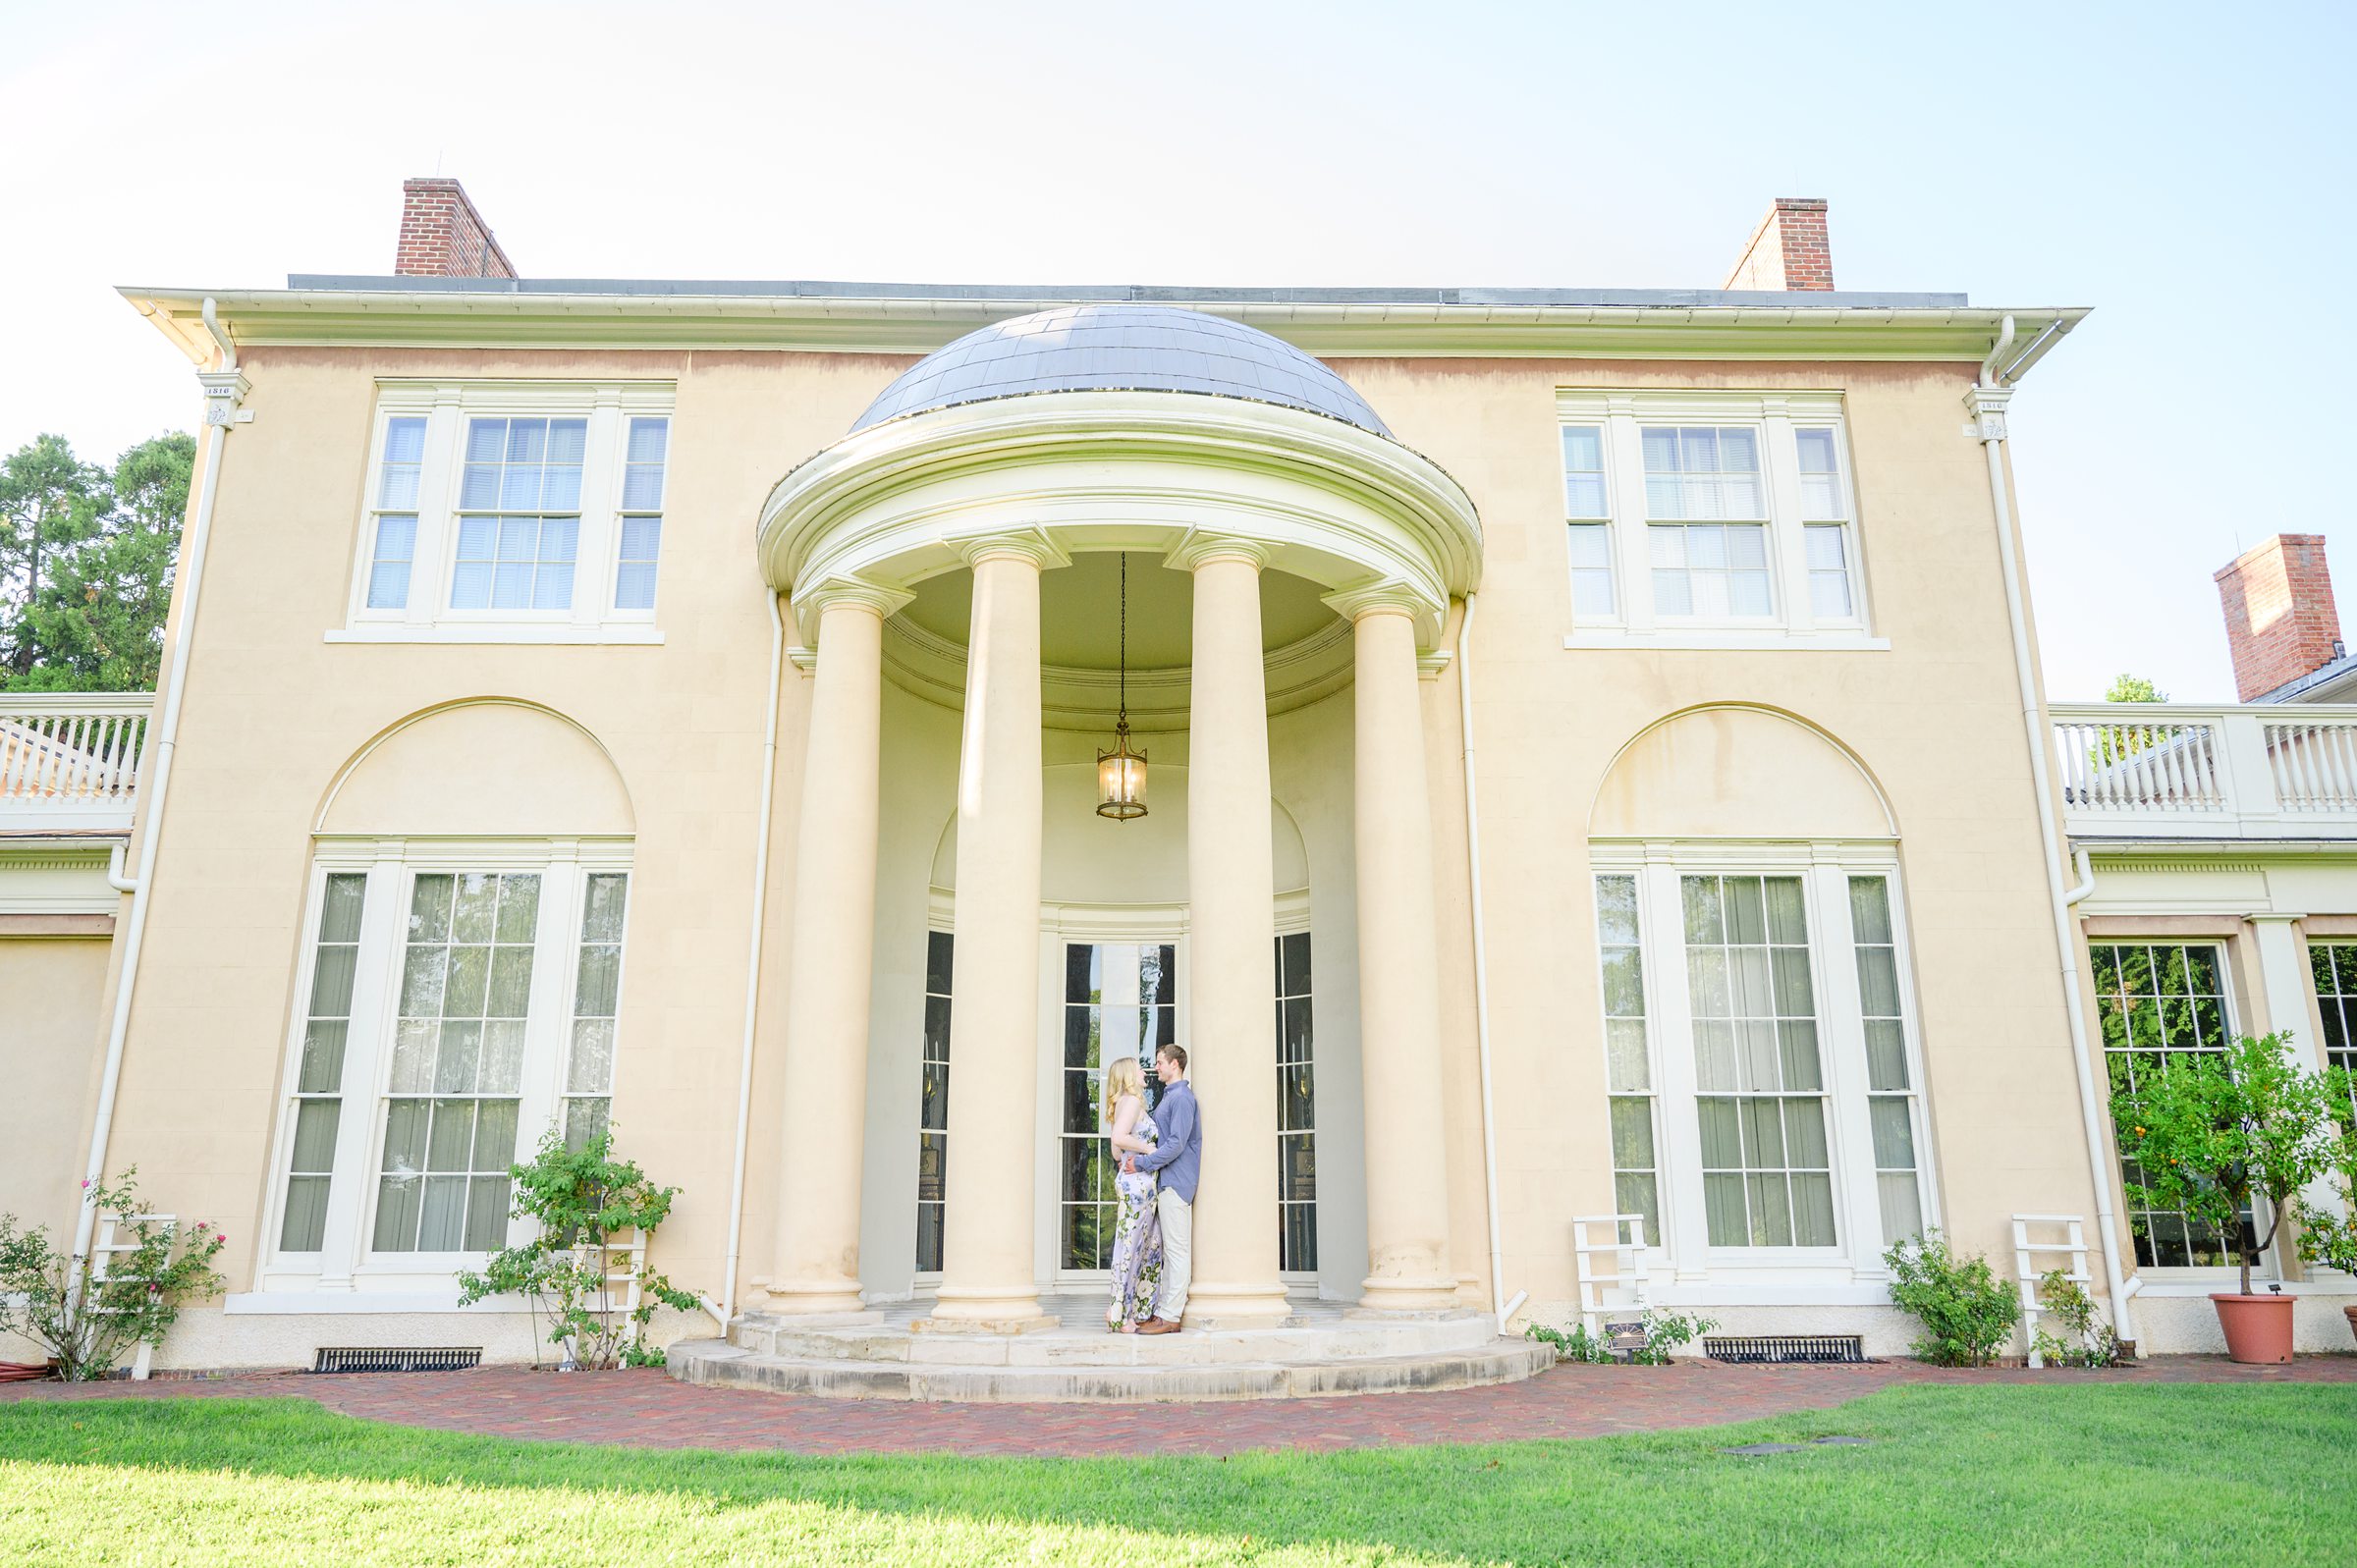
left=1102, top=1055, right=1145, bottom=1127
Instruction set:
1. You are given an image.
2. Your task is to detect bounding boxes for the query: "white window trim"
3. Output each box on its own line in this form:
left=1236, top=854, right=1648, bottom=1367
left=254, top=836, right=634, bottom=1296
left=1589, top=839, right=1940, bottom=1284
left=1559, top=391, right=1881, bottom=650
left=336, top=381, right=674, bottom=645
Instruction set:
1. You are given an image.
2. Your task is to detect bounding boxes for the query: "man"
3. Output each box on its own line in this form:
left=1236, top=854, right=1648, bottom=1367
left=1124, top=1043, right=1198, bottom=1334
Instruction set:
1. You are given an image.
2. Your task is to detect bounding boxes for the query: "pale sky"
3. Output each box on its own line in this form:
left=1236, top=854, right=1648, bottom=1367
left=3, top=0, right=2348, bottom=701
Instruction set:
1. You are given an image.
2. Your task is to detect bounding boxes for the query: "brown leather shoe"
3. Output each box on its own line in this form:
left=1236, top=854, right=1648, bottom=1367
left=1136, top=1317, right=1181, bottom=1334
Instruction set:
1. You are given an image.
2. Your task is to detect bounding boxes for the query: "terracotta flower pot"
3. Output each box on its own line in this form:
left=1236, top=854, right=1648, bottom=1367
left=2211, top=1293, right=2296, bottom=1364
left=2342, top=1305, right=2357, bottom=1349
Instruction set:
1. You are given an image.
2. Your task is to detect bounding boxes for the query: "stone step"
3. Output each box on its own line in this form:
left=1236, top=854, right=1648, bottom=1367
left=667, top=1336, right=1553, bottom=1403
left=726, top=1308, right=1505, bottom=1369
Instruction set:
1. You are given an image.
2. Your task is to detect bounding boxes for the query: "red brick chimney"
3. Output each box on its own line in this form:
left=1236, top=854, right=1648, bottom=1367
left=1722, top=197, right=1834, bottom=292
left=394, top=179, right=517, bottom=279
left=2216, top=534, right=2343, bottom=700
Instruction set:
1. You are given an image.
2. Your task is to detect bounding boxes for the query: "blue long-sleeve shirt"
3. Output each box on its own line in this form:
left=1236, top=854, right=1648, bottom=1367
left=1133, top=1079, right=1200, bottom=1203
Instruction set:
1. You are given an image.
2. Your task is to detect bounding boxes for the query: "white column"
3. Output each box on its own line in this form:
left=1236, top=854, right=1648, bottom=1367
left=766, top=584, right=903, bottom=1315
left=924, top=535, right=1062, bottom=1332
left=1172, top=537, right=1290, bottom=1326
left=2249, top=915, right=2323, bottom=1062
left=1331, top=585, right=1459, bottom=1312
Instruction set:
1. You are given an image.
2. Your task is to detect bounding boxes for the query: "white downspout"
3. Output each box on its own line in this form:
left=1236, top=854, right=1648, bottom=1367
left=705, top=587, right=788, bottom=1329
left=74, top=299, right=245, bottom=1273
left=1455, top=595, right=1521, bottom=1333
left=1970, top=325, right=2135, bottom=1342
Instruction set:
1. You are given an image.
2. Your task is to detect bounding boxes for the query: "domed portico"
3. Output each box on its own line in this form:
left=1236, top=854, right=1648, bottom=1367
left=750, top=306, right=1484, bottom=1341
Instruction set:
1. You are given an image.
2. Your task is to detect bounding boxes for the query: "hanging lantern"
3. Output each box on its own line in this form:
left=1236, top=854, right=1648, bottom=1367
left=1097, top=553, right=1149, bottom=821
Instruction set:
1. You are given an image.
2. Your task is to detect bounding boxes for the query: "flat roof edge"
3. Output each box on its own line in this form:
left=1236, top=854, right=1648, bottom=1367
left=275, top=275, right=1974, bottom=310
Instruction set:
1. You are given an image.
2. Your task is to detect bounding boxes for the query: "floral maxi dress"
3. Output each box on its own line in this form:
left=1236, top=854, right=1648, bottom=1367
left=1109, top=1105, right=1165, bottom=1328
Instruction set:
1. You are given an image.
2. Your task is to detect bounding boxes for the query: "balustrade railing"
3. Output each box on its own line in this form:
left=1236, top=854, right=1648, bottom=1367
left=0, top=694, right=152, bottom=830
left=2051, top=701, right=2357, bottom=838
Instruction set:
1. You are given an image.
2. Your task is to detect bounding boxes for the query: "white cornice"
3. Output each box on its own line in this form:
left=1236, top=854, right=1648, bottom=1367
left=120, top=286, right=2087, bottom=367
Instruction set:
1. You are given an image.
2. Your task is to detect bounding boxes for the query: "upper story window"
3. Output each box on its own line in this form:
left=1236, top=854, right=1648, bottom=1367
left=1560, top=392, right=1876, bottom=650
left=336, top=382, right=675, bottom=645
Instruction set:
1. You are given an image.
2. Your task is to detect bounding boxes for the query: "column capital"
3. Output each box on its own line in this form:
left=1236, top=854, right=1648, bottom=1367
left=1963, top=383, right=2013, bottom=444
left=794, top=575, right=913, bottom=626
left=1165, top=531, right=1272, bottom=573
left=956, top=529, right=1070, bottom=571
left=1323, top=579, right=1429, bottom=623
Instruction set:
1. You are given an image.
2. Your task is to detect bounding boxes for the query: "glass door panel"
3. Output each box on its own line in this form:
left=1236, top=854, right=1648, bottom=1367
left=1058, top=941, right=1176, bottom=1272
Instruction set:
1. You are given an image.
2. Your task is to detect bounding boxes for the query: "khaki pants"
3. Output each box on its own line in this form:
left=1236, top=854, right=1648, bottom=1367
left=1155, top=1186, right=1192, bottom=1323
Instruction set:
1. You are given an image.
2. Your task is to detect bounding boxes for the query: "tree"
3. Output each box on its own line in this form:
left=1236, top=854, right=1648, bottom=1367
left=0, top=431, right=192, bottom=692
left=0, top=434, right=107, bottom=677
left=2091, top=672, right=2171, bottom=768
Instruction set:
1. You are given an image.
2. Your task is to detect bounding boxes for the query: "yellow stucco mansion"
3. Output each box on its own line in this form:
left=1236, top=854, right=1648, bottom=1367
left=6, top=187, right=2355, bottom=1388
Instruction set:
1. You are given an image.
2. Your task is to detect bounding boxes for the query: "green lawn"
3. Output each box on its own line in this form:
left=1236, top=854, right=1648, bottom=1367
left=3, top=1383, right=2351, bottom=1566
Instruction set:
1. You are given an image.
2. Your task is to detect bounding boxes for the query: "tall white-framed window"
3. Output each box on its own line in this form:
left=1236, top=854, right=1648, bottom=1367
left=1593, top=874, right=1662, bottom=1247
left=1563, top=425, right=1617, bottom=621
left=1275, top=928, right=1318, bottom=1273
left=259, top=839, right=634, bottom=1289
left=1558, top=392, right=1876, bottom=648
left=1796, top=427, right=1861, bottom=623
left=335, top=381, right=675, bottom=645
left=914, top=929, right=953, bottom=1274
left=1589, top=842, right=1934, bottom=1276
left=2088, top=940, right=2254, bottom=1271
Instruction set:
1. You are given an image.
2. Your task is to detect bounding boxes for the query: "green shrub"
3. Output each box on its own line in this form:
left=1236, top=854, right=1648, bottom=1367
left=2031, top=1268, right=2123, bottom=1369
left=1524, top=1308, right=1718, bottom=1366
left=2296, top=1065, right=2357, bottom=1278
left=0, top=1169, right=226, bottom=1379
left=1884, top=1229, right=2020, bottom=1367
left=457, top=1125, right=702, bottom=1370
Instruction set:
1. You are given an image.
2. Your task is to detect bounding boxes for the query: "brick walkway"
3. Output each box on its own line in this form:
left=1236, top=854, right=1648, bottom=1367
left=5, top=1355, right=2351, bottom=1456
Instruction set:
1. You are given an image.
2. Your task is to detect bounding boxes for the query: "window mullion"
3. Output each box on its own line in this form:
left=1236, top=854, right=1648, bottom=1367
left=1607, top=404, right=1655, bottom=632
left=1643, top=859, right=1710, bottom=1275
left=511, top=856, right=581, bottom=1235
left=409, top=400, right=461, bottom=628
left=1761, top=406, right=1812, bottom=633
left=1808, top=861, right=1886, bottom=1271
left=337, top=856, right=411, bottom=1279
left=575, top=404, right=623, bottom=631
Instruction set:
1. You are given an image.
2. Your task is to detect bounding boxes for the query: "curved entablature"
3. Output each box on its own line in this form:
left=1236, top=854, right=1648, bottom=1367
left=757, top=390, right=1483, bottom=653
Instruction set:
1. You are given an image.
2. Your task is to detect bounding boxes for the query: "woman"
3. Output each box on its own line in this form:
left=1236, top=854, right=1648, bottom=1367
left=1103, top=1054, right=1164, bottom=1331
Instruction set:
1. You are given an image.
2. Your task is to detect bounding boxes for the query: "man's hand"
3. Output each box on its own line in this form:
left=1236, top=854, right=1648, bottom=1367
left=1121, top=1156, right=1136, bottom=1174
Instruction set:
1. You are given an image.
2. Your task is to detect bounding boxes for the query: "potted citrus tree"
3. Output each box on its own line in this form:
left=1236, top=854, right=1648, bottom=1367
left=2110, top=1032, right=2332, bottom=1363
left=2294, top=1064, right=2357, bottom=1347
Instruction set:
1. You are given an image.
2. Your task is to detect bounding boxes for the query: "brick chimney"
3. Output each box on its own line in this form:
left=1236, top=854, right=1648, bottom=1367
left=1722, top=197, right=1834, bottom=292
left=2216, top=534, right=2343, bottom=700
left=394, top=179, right=517, bottom=279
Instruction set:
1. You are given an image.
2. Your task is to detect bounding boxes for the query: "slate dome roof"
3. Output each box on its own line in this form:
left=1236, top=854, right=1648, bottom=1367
left=850, top=304, right=1392, bottom=437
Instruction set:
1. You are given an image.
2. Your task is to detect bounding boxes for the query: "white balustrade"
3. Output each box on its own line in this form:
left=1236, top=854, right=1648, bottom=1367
left=0, top=694, right=152, bottom=831
left=2051, top=701, right=2357, bottom=838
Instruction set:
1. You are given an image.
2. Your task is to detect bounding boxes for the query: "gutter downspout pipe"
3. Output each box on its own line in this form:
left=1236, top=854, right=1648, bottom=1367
left=74, top=299, right=245, bottom=1275
left=1971, top=318, right=2136, bottom=1342
left=1455, top=595, right=1521, bottom=1334
left=706, top=589, right=788, bottom=1329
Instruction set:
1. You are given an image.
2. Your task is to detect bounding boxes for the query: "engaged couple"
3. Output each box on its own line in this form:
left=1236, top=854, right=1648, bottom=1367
left=1103, top=1043, right=1199, bottom=1334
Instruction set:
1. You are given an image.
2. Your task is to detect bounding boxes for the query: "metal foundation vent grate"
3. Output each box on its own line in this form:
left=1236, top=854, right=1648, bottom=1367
left=313, top=1346, right=483, bottom=1375
left=1703, top=1334, right=1865, bottom=1365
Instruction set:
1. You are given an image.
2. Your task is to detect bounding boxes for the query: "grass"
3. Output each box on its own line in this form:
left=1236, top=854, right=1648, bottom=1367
left=2, top=1383, right=2352, bottom=1566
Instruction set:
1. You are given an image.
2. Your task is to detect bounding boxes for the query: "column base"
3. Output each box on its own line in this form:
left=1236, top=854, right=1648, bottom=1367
left=1180, top=1280, right=1294, bottom=1329
left=918, top=1284, right=1056, bottom=1335
left=761, top=1275, right=868, bottom=1316
left=1354, top=1275, right=1464, bottom=1314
